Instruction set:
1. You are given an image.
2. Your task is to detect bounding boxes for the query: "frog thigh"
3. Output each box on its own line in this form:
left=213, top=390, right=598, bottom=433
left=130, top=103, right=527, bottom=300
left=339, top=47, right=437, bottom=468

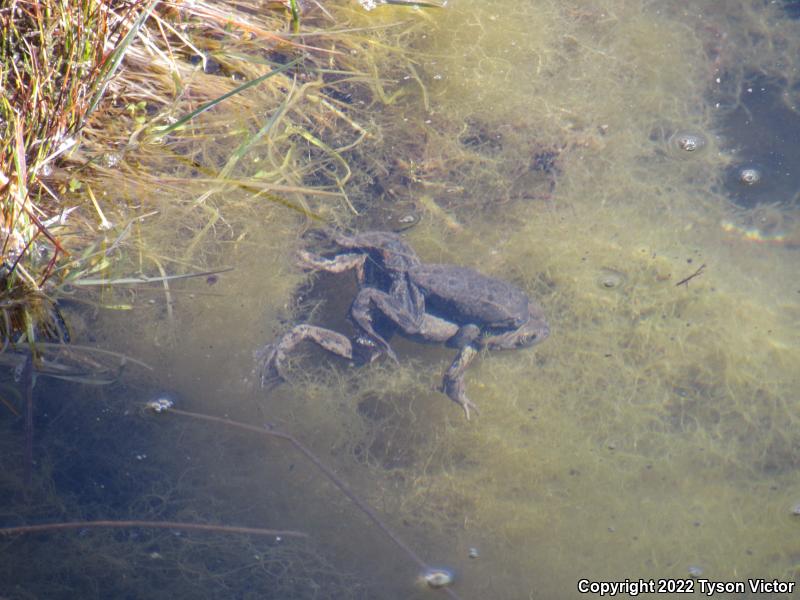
left=351, top=286, right=426, bottom=335
left=416, top=313, right=460, bottom=344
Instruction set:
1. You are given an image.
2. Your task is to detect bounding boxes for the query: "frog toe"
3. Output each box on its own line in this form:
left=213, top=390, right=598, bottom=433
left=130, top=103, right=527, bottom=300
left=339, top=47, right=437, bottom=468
left=461, top=397, right=480, bottom=420
left=441, top=374, right=479, bottom=420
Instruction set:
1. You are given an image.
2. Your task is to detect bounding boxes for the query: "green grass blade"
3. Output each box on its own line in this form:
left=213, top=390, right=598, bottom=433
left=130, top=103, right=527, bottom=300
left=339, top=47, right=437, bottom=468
left=153, top=58, right=302, bottom=137
left=220, top=79, right=295, bottom=178
left=87, top=0, right=160, bottom=119
left=72, top=267, right=234, bottom=287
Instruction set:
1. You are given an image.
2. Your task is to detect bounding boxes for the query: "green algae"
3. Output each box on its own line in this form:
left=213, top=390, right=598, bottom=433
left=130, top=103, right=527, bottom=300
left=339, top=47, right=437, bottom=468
left=249, top=1, right=800, bottom=596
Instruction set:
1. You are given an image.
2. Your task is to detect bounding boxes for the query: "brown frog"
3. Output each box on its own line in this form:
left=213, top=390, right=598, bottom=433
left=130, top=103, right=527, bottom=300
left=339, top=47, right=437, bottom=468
left=258, top=230, right=549, bottom=419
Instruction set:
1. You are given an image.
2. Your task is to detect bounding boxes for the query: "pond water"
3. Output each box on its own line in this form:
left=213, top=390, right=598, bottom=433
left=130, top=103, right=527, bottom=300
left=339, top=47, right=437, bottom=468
left=3, top=1, right=800, bottom=598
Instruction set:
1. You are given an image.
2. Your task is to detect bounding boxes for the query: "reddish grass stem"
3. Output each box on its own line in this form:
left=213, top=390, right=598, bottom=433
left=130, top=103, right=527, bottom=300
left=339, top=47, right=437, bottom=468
left=0, top=520, right=307, bottom=538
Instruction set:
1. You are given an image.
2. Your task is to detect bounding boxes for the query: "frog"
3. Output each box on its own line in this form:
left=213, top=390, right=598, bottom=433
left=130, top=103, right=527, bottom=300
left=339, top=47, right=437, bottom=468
left=258, top=230, right=549, bottom=419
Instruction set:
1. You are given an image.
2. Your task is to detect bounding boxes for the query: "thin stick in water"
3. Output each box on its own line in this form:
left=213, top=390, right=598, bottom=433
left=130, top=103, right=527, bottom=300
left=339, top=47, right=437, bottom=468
left=163, top=406, right=464, bottom=600
left=0, top=520, right=307, bottom=539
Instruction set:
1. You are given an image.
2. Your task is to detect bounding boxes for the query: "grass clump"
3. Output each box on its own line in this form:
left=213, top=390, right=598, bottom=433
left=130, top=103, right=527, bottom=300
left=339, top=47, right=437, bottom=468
left=0, top=0, right=152, bottom=345
left=0, top=0, right=404, bottom=351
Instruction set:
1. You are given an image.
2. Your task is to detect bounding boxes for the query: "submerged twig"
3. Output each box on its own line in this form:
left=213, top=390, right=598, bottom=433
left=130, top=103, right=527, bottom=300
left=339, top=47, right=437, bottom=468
left=35, top=343, right=153, bottom=370
left=71, top=266, right=234, bottom=287
left=0, top=520, right=307, bottom=539
left=150, top=255, right=174, bottom=329
left=158, top=405, right=464, bottom=599
left=676, top=263, right=706, bottom=287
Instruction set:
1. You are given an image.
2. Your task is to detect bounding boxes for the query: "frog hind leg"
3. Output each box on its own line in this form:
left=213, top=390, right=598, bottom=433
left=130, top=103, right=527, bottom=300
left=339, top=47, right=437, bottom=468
left=441, top=344, right=480, bottom=420
left=349, top=284, right=425, bottom=362
left=445, top=323, right=481, bottom=349
left=256, top=324, right=353, bottom=387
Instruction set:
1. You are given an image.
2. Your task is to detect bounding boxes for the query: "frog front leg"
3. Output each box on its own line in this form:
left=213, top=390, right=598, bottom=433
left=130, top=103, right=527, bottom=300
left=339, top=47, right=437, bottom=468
left=257, top=324, right=353, bottom=386
left=297, top=250, right=367, bottom=282
left=349, top=280, right=428, bottom=361
left=441, top=344, right=480, bottom=420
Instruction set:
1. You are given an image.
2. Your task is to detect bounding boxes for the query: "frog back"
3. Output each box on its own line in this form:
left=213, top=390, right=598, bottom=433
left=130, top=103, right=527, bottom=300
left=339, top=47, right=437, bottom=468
left=409, top=264, right=530, bottom=329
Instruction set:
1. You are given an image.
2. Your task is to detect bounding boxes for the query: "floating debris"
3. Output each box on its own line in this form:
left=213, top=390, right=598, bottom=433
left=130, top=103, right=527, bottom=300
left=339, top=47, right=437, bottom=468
left=421, top=567, right=455, bottom=589
left=145, top=396, right=175, bottom=413
left=688, top=565, right=704, bottom=578
left=670, top=130, right=708, bottom=154
left=596, top=268, right=627, bottom=290
left=737, top=167, right=762, bottom=186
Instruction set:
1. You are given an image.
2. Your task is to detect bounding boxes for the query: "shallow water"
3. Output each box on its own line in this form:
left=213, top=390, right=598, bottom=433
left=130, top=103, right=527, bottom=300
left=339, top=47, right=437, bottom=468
left=3, top=1, right=800, bottom=598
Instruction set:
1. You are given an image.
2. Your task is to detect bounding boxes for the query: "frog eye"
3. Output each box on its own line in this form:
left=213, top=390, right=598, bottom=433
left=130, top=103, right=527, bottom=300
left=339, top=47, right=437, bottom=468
left=520, top=323, right=549, bottom=347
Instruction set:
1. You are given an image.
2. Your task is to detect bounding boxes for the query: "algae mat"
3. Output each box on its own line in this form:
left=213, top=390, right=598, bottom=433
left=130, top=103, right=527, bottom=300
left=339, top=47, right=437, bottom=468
left=257, top=2, right=800, bottom=597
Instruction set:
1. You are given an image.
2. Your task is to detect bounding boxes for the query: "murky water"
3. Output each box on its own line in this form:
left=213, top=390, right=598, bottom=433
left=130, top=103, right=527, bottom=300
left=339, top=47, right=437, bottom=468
left=3, top=1, right=800, bottom=598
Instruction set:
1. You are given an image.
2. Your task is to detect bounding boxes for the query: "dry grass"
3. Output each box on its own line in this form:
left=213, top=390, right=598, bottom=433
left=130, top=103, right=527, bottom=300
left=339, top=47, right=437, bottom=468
left=0, top=0, right=152, bottom=344
left=0, top=0, right=400, bottom=348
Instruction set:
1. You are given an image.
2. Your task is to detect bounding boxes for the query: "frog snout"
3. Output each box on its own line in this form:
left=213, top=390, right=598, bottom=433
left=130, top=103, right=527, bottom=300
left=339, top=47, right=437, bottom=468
left=521, top=319, right=550, bottom=348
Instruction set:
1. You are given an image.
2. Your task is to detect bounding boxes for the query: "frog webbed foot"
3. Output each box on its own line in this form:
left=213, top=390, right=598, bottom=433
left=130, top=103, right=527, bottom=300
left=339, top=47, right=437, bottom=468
left=256, top=324, right=354, bottom=387
left=351, top=333, right=388, bottom=365
left=441, top=376, right=481, bottom=420
left=441, top=344, right=480, bottom=420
